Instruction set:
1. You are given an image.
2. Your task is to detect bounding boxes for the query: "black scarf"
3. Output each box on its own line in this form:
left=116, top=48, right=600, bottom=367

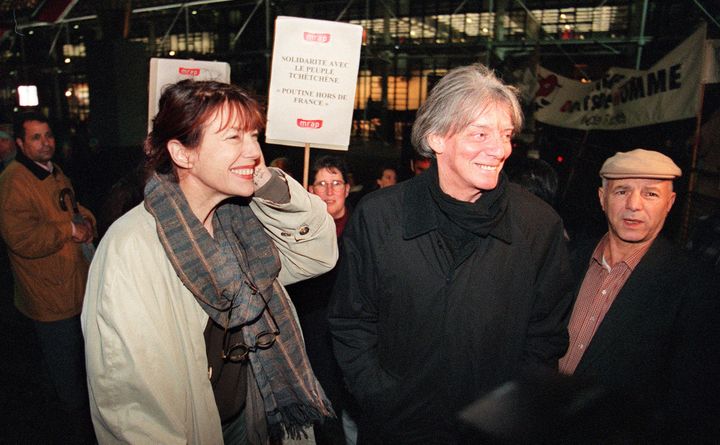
left=428, top=161, right=508, bottom=237
left=144, top=172, right=332, bottom=442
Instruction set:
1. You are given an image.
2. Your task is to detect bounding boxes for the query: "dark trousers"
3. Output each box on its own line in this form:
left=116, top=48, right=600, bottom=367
left=34, top=314, right=95, bottom=443
left=222, top=410, right=248, bottom=445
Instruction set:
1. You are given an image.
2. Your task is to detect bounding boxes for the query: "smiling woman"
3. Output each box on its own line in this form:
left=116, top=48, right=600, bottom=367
left=81, top=79, right=338, bottom=444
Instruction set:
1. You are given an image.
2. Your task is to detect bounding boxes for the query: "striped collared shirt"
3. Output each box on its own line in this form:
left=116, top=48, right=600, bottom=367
left=559, top=234, right=651, bottom=375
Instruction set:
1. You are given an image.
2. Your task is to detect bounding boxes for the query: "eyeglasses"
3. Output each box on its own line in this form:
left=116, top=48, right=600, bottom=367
left=312, top=180, right=346, bottom=190
left=221, top=281, right=280, bottom=363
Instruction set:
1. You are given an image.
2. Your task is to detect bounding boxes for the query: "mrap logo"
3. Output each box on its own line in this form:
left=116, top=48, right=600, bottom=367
left=303, top=32, right=330, bottom=43
left=178, top=67, right=201, bottom=76
left=297, top=119, right=323, bottom=129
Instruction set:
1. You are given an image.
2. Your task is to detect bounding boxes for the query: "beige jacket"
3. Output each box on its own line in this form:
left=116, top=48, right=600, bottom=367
left=81, top=174, right=337, bottom=444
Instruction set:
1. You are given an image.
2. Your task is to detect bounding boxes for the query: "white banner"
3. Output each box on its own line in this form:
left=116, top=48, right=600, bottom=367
left=533, top=24, right=707, bottom=130
left=266, top=16, right=363, bottom=151
left=148, top=58, right=231, bottom=131
left=703, top=39, right=720, bottom=84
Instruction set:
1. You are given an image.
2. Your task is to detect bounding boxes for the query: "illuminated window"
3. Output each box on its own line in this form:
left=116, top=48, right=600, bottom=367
left=142, top=32, right=216, bottom=56
left=63, top=43, right=86, bottom=57
left=66, top=82, right=90, bottom=121
left=350, top=5, right=626, bottom=44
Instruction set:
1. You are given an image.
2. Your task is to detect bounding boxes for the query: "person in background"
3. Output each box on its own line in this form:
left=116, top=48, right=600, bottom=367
left=507, top=156, right=569, bottom=241
left=560, top=149, right=720, bottom=443
left=96, top=162, right=145, bottom=239
left=288, top=155, right=357, bottom=445
left=328, top=63, right=573, bottom=444
left=270, top=156, right=294, bottom=178
left=309, top=155, right=352, bottom=232
left=82, top=80, right=337, bottom=444
left=344, top=171, right=365, bottom=209
left=410, top=155, right=431, bottom=176
left=0, top=126, right=15, bottom=285
left=375, top=165, right=397, bottom=189
left=0, top=111, right=96, bottom=444
left=506, top=156, right=559, bottom=208
left=685, top=208, right=720, bottom=271
left=0, top=128, right=12, bottom=281
left=0, top=129, right=16, bottom=172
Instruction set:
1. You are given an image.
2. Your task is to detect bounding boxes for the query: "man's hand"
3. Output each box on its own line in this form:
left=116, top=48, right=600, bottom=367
left=72, top=220, right=94, bottom=243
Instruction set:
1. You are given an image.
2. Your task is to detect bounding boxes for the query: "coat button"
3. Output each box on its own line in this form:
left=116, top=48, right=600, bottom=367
left=280, top=231, right=291, bottom=237
left=298, top=226, right=309, bottom=235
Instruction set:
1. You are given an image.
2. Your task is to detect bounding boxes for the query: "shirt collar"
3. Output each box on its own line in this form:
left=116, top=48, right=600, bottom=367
left=14, top=149, right=55, bottom=180
left=591, top=233, right=651, bottom=271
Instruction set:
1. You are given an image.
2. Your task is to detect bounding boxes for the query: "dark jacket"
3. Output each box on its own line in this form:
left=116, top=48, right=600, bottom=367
left=286, top=207, right=351, bottom=414
left=328, top=169, right=574, bottom=444
left=570, top=237, right=720, bottom=443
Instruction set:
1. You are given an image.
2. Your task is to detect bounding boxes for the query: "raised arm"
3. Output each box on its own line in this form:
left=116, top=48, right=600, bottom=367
left=250, top=167, right=338, bottom=286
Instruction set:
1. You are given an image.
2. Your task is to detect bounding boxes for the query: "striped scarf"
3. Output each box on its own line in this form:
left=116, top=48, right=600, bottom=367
left=144, top=172, right=332, bottom=442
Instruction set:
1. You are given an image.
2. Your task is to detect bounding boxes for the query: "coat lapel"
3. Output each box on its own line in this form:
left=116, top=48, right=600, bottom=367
left=575, top=239, right=672, bottom=375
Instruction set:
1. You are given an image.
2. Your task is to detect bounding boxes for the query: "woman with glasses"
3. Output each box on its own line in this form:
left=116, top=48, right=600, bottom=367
left=81, top=79, right=337, bottom=444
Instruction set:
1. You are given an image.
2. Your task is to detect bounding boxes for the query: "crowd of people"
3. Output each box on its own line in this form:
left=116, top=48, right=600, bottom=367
left=0, top=63, right=718, bottom=445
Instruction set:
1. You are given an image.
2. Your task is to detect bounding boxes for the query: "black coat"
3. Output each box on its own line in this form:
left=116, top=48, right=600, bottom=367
left=328, top=170, right=574, bottom=444
left=286, top=210, right=350, bottom=415
left=570, top=237, right=720, bottom=443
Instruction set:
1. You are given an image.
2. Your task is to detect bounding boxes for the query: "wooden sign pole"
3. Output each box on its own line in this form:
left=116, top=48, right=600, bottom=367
left=679, top=82, right=706, bottom=244
left=303, top=142, right=311, bottom=189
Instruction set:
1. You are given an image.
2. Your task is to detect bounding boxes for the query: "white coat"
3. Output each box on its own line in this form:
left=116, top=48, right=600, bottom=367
left=81, top=175, right=338, bottom=444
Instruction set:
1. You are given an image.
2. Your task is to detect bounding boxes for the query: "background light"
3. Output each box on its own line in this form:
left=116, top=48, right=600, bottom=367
left=18, top=85, right=39, bottom=107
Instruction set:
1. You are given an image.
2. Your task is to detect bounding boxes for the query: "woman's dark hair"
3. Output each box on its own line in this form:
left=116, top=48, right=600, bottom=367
left=374, top=164, right=397, bottom=180
left=310, top=155, right=349, bottom=184
left=144, top=79, right=265, bottom=180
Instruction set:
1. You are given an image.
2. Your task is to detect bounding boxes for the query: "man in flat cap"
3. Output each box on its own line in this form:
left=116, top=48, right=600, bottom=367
left=559, top=149, right=719, bottom=443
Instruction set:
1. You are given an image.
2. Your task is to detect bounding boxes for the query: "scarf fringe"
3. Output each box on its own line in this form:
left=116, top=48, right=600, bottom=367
left=269, top=402, right=336, bottom=441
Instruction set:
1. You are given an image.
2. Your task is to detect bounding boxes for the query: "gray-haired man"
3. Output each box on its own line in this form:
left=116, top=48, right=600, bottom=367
left=329, top=64, right=574, bottom=444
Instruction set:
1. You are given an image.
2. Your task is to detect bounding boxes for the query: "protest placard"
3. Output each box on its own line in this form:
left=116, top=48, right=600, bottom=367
left=148, top=58, right=231, bottom=131
left=266, top=16, right=363, bottom=151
